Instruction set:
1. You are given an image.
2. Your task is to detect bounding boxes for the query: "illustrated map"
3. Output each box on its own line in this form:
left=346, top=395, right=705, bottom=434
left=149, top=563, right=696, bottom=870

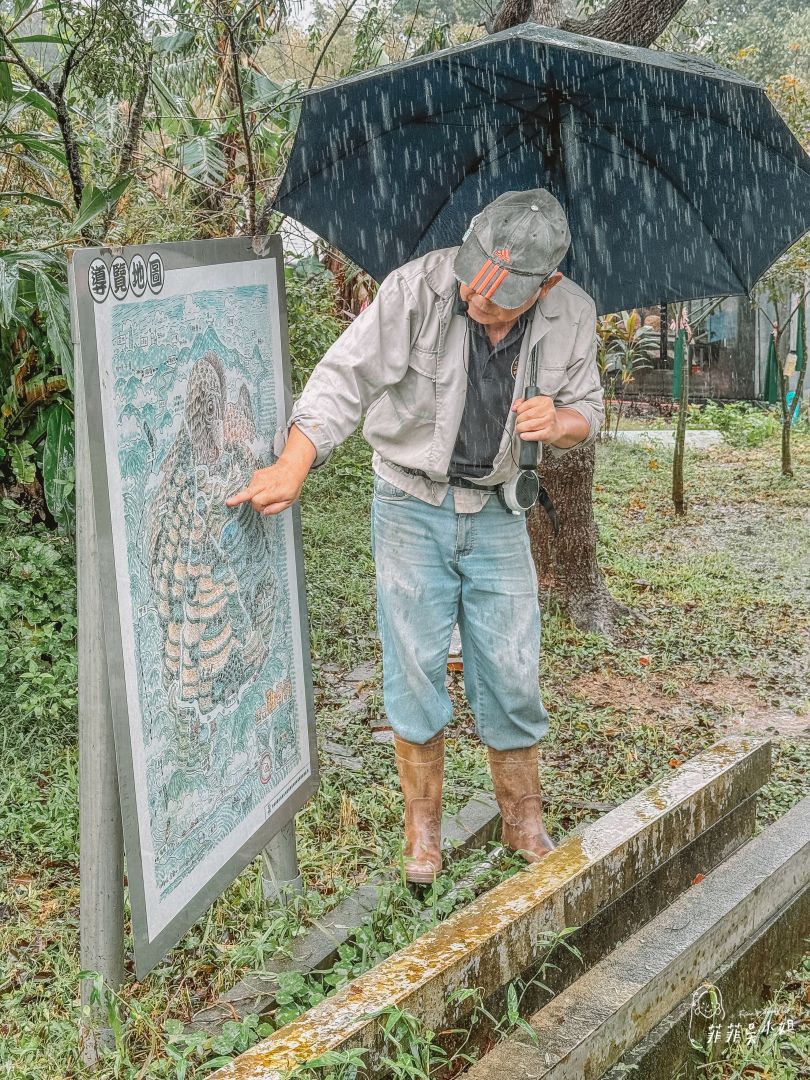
left=92, top=257, right=312, bottom=942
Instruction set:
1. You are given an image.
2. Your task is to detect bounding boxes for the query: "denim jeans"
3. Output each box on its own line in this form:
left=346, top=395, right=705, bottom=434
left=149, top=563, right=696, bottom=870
left=370, top=473, right=550, bottom=750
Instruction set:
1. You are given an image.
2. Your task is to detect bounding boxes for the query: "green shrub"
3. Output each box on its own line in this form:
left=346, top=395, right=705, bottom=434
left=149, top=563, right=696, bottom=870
left=0, top=252, right=75, bottom=532
left=686, top=400, right=785, bottom=447
left=285, top=266, right=345, bottom=395
left=0, top=505, right=77, bottom=730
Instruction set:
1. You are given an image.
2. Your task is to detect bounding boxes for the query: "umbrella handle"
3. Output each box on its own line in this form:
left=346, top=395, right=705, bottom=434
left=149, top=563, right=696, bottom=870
left=519, top=383, right=540, bottom=469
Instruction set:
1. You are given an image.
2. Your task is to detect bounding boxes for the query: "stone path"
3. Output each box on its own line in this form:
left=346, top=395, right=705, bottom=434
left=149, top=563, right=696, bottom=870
left=615, top=428, right=724, bottom=448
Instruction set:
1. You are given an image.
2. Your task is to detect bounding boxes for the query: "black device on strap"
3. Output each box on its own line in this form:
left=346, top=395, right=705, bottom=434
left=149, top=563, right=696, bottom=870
left=498, top=343, right=548, bottom=520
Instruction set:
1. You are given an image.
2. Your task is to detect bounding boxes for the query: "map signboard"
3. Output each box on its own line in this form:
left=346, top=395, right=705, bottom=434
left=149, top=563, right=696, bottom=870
left=68, top=236, right=318, bottom=977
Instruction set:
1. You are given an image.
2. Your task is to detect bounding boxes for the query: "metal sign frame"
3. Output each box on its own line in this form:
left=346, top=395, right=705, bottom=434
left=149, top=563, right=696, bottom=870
left=68, top=235, right=318, bottom=978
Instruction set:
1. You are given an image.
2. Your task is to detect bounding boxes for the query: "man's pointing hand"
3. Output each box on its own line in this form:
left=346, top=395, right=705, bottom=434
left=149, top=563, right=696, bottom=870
left=225, top=460, right=304, bottom=516
left=225, top=424, right=318, bottom=516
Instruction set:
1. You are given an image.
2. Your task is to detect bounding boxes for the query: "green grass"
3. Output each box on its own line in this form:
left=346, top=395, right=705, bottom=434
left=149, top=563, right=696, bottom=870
left=1, top=427, right=808, bottom=1078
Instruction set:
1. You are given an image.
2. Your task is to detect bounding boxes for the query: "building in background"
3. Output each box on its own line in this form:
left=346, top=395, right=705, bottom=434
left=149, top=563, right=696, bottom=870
left=625, top=286, right=809, bottom=405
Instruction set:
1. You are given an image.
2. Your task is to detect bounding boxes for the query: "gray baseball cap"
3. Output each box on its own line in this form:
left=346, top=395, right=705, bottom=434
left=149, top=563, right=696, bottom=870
left=454, top=189, right=571, bottom=309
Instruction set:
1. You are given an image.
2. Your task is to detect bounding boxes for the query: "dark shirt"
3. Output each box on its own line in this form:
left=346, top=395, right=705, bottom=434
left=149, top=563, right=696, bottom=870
left=449, top=302, right=536, bottom=478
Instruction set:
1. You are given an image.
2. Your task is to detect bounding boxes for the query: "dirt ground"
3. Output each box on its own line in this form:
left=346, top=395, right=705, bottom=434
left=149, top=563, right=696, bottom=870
left=571, top=667, right=810, bottom=740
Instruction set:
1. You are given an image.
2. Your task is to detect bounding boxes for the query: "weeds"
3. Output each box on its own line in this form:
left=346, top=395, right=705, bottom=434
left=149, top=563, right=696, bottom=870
left=78, top=971, right=273, bottom=1078
left=273, top=926, right=585, bottom=1079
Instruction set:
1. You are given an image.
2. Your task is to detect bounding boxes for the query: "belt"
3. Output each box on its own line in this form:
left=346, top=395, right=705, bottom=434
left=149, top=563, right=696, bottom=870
left=390, top=460, right=559, bottom=530
left=392, top=463, right=501, bottom=493
left=448, top=475, right=501, bottom=492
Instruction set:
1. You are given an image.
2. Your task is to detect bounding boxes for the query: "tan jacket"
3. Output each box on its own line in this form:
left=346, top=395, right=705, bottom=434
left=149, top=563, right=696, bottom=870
left=283, top=246, right=604, bottom=512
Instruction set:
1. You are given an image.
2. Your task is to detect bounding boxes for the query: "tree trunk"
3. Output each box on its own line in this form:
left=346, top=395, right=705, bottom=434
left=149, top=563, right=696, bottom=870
left=672, top=328, right=690, bottom=514
left=493, top=0, right=686, bottom=637
left=528, top=444, right=629, bottom=635
left=787, top=291, right=808, bottom=478
left=781, top=416, right=793, bottom=478
left=491, top=0, right=688, bottom=44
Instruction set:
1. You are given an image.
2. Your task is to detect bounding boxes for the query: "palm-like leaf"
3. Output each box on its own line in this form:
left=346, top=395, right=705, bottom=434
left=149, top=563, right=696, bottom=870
left=177, top=135, right=227, bottom=187
left=0, top=261, right=20, bottom=328
left=33, top=268, right=73, bottom=391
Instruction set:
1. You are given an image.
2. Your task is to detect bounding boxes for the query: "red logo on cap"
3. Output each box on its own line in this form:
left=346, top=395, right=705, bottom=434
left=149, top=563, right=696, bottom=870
left=469, top=247, right=512, bottom=299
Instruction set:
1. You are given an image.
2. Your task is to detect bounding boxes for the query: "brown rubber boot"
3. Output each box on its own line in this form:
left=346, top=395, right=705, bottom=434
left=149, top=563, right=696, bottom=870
left=393, top=730, right=444, bottom=884
left=487, top=742, right=556, bottom=862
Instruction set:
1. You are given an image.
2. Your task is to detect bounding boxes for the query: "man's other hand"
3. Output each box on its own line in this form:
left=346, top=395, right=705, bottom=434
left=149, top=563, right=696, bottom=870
left=512, top=394, right=561, bottom=443
left=225, top=459, right=305, bottom=516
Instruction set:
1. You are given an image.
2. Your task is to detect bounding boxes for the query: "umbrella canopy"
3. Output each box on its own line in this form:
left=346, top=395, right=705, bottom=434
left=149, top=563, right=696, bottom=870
left=274, top=23, right=810, bottom=315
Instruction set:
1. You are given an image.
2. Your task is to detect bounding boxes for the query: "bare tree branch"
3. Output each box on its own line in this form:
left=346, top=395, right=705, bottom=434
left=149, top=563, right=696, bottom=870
left=99, top=58, right=153, bottom=237
left=222, top=15, right=257, bottom=233
left=0, top=17, right=86, bottom=211
left=117, top=61, right=152, bottom=182
left=52, top=95, right=84, bottom=211
left=0, top=22, right=52, bottom=96
left=54, top=0, right=100, bottom=97
left=307, top=0, right=361, bottom=89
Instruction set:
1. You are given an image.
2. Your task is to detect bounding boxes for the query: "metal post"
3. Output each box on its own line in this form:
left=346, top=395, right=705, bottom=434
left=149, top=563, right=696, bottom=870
left=660, top=300, right=668, bottom=369
left=261, top=819, right=302, bottom=901
left=76, top=347, right=125, bottom=1065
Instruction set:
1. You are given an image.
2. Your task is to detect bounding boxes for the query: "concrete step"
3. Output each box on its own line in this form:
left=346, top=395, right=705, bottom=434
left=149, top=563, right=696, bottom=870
left=465, top=796, right=809, bottom=1080
left=600, top=868, right=809, bottom=1079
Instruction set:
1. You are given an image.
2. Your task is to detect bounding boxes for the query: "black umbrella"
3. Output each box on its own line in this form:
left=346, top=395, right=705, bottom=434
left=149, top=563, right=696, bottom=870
left=274, top=23, right=810, bottom=315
